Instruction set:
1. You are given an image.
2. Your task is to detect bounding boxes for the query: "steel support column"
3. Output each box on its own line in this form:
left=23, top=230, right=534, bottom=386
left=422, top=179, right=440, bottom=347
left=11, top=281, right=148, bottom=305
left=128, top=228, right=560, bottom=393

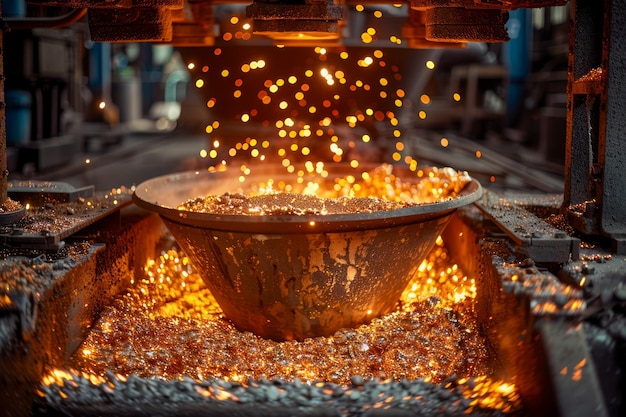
left=564, top=0, right=626, bottom=253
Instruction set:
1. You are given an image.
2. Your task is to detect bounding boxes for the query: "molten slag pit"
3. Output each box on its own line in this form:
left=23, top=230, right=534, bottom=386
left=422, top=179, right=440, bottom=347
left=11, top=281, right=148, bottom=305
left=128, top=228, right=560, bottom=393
left=38, top=237, right=522, bottom=415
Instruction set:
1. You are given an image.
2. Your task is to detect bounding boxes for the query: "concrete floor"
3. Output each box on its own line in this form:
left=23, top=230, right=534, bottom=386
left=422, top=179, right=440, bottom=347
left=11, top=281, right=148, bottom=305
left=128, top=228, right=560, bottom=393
left=31, top=131, right=209, bottom=191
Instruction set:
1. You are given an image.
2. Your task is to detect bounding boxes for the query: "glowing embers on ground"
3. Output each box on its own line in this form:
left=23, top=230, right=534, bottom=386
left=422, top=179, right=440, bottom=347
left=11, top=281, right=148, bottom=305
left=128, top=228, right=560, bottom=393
left=43, top=237, right=523, bottom=414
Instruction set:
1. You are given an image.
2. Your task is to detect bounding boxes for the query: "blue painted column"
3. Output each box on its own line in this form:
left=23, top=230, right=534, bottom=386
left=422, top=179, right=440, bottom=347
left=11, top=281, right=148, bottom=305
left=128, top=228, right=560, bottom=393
left=503, top=8, right=532, bottom=126
left=2, top=0, right=26, bottom=17
left=88, top=42, right=112, bottom=103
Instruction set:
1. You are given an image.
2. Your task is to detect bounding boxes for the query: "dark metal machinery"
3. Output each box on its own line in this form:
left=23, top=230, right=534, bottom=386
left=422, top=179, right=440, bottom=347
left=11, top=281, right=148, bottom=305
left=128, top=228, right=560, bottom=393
left=5, top=0, right=621, bottom=243
left=563, top=0, right=626, bottom=254
left=1, top=1, right=622, bottom=253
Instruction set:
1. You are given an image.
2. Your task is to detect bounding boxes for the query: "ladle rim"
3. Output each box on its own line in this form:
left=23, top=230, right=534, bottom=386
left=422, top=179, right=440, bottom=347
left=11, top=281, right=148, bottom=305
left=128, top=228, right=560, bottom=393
left=133, top=165, right=483, bottom=234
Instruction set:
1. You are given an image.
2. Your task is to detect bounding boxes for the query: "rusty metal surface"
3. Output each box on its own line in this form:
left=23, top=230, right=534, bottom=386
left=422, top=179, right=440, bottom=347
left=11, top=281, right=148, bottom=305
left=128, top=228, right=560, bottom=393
left=445, top=207, right=617, bottom=417
left=600, top=0, right=626, bottom=251
left=476, top=191, right=580, bottom=263
left=8, top=181, right=95, bottom=205
left=0, top=245, right=103, bottom=417
left=0, top=213, right=165, bottom=417
left=563, top=0, right=626, bottom=253
left=0, top=0, right=7, bottom=204
left=134, top=166, right=482, bottom=340
left=402, top=9, right=467, bottom=48
left=422, top=7, right=510, bottom=42
left=88, top=7, right=174, bottom=42
left=559, top=247, right=626, bottom=417
left=246, top=2, right=343, bottom=20
left=246, top=1, right=343, bottom=38
left=0, top=207, right=25, bottom=226
left=133, top=167, right=482, bottom=234
left=0, top=192, right=131, bottom=250
left=563, top=0, right=604, bottom=230
left=452, top=200, right=623, bottom=417
left=24, top=0, right=570, bottom=44
left=409, top=0, right=567, bottom=8
left=538, top=319, right=609, bottom=417
left=164, top=212, right=453, bottom=341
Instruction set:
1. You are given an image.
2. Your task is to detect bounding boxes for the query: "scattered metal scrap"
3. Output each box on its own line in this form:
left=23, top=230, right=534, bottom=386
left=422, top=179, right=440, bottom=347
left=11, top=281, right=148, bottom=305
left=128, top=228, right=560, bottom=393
left=8, top=181, right=95, bottom=206
left=494, top=257, right=586, bottom=317
left=0, top=191, right=132, bottom=251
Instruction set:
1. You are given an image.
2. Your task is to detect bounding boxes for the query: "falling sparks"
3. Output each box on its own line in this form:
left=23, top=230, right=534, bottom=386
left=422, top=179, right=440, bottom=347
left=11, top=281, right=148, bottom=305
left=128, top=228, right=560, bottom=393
left=160, top=3, right=496, bottom=199
left=182, top=42, right=440, bottom=175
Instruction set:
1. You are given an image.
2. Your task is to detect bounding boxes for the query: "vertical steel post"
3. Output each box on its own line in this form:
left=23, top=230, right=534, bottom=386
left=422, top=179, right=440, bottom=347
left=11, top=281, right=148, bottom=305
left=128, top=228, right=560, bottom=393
left=563, top=0, right=603, bottom=222
left=0, top=2, right=7, bottom=204
left=599, top=0, right=626, bottom=253
left=564, top=0, right=626, bottom=253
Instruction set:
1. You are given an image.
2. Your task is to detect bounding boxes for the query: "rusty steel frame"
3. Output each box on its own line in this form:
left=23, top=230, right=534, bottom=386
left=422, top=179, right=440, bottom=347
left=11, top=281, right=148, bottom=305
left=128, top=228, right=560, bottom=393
left=563, top=0, right=626, bottom=254
left=476, top=191, right=581, bottom=264
left=0, top=1, right=6, bottom=204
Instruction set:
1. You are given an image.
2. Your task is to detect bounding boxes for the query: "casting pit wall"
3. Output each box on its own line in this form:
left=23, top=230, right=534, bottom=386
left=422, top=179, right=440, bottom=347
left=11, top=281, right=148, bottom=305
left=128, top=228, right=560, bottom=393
left=443, top=206, right=606, bottom=417
left=1, top=205, right=599, bottom=416
left=0, top=208, right=167, bottom=417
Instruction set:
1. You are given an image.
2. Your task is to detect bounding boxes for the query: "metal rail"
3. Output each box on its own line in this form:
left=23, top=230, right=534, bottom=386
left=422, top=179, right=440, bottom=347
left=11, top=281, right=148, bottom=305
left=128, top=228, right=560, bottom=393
left=3, top=8, right=87, bottom=30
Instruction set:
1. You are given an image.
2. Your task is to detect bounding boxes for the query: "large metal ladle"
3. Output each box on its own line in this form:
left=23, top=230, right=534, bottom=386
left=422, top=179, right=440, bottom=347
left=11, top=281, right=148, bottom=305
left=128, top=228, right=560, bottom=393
left=134, top=165, right=482, bottom=341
